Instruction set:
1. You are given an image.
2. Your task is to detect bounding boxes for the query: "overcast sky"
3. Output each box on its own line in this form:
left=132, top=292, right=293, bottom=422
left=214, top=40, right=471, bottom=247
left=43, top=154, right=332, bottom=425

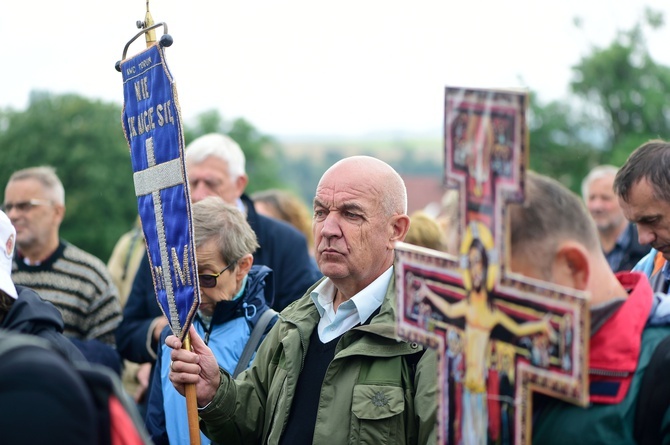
left=2, top=1, right=669, bottom=138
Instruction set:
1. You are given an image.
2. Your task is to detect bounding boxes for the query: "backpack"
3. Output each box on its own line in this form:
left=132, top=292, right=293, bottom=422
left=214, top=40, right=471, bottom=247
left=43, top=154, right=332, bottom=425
left=0, top=330, right=151, bottom=445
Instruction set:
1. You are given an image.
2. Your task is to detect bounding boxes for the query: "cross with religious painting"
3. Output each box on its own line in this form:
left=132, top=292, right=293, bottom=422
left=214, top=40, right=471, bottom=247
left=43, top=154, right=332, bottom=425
left=394, top=87, right=590, bottom=445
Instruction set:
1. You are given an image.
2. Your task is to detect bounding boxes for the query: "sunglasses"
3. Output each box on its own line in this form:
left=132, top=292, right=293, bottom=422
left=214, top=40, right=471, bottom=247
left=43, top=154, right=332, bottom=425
left=198, top=259, right=238, bottom=288
left=2, top=199, right=52, bottom=213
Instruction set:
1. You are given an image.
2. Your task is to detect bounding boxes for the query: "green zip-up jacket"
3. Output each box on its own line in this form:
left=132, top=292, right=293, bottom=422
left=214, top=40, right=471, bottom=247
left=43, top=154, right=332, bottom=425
left=199, top=274, right=438, bottom=444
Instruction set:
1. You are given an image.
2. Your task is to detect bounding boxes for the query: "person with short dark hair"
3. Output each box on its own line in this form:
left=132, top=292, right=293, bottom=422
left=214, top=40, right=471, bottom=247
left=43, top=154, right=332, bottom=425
left=614, top=140, right=670, bottom=295
left=510, top=171, right=670, bottom=444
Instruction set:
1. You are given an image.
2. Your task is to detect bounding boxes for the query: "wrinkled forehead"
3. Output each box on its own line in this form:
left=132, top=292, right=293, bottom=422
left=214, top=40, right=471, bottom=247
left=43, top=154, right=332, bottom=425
left=618, top=178, right=664, bottom=219
left=620, top=201, right=662, bottom=224
left=314, top=169, right=383, bottom=211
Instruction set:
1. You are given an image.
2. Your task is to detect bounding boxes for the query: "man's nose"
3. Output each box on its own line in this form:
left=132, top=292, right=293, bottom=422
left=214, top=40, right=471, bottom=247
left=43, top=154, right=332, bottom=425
left=320, top=214, right=342, bottom=238
left=637, top=225, right=656, bottom=246
left=588, top=198, right=604, bottom=211
left=5, top=206, right=21, bottom=221
left=190, top=183, right=208, bottom=203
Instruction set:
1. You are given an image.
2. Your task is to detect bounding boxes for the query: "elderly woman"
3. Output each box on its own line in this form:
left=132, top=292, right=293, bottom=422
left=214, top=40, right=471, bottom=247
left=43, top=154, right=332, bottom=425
left=145, top=197, right=277, bottom=445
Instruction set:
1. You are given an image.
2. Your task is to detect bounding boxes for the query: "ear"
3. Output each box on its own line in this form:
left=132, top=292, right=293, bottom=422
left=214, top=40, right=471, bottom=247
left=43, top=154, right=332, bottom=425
left=390, top=214, right=411, bottom=248
left=552, top=242, right=590, bottom=291
left=235, top=174, right=249, bottom=196
left=235, top=253, right=254, bottom=279
left=53, top=203, right=66, bottom=226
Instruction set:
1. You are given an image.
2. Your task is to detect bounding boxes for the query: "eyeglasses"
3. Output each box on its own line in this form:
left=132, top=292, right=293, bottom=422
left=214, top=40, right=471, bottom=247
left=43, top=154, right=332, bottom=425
left=198, top=259, right=238, bottom=288
left=2, top=199, right=53, bottom=213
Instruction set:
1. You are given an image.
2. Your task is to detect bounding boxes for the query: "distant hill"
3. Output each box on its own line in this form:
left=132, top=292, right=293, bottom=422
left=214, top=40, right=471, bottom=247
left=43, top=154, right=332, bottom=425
left=277, top=131, right=443, bottom=168
left=274, top=131, right=447, bottom=214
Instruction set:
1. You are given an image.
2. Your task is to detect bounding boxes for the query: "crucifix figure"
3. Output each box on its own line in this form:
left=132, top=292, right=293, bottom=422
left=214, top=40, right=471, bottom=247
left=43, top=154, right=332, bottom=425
left=395, top=87, right=589, bottom=445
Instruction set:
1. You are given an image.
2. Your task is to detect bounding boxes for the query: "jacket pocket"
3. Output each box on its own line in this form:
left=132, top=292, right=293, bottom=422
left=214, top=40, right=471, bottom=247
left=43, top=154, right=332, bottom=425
left=351, top=384, right=405, bottom=444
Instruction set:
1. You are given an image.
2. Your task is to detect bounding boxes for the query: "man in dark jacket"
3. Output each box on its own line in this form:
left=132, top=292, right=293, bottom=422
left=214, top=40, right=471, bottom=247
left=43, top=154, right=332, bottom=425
left=116, top=133, right=321, bottom=408
left=1, top=285, right=85, bottom=363
left=0, top=209, right=84, bottom=363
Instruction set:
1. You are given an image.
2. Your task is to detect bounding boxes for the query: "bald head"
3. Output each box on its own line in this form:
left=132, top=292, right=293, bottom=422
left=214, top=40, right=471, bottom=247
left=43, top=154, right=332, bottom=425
left=319, top=156, right=407, bottom=217
left=313, top=155, right=410, bottom=298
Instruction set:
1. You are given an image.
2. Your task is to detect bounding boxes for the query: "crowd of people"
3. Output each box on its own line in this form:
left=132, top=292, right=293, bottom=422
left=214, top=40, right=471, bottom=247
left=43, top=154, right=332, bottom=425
left=3, top=133, right=670, bottom=444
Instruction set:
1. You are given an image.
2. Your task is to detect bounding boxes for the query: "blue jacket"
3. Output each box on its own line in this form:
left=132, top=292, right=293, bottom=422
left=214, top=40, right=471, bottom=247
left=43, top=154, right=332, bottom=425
left=145, top=265, right=277, bottom=445
left=632, top=248, right=658, bottom=279
left=116, top=194, right=321, bottom=365
left=632, top=248, right=670, bottom=327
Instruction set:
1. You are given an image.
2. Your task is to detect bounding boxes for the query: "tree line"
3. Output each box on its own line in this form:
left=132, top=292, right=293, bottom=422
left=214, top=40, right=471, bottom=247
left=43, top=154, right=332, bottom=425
left=0, top=9, right=667, bottom=261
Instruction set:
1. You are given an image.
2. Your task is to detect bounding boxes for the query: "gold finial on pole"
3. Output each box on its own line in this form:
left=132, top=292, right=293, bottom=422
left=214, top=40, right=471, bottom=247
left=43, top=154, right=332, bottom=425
left=136, top=0, right=157, bottom=47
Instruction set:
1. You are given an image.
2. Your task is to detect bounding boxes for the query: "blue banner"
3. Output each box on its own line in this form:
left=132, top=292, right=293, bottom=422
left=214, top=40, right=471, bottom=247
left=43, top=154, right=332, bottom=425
left=120, top=43, right=199, bottom=341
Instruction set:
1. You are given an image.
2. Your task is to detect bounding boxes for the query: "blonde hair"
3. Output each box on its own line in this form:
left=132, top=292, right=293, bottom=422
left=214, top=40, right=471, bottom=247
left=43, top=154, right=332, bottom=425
left=436, top=189, right=460, bottom=255
left=251, top=189, right=314, bottom=250
left=405, top=211, right=446, bottom=251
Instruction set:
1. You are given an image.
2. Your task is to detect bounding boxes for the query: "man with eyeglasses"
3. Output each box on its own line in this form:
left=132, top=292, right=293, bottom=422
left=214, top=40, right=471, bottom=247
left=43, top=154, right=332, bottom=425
left=3, top=166, right=123, bottom=372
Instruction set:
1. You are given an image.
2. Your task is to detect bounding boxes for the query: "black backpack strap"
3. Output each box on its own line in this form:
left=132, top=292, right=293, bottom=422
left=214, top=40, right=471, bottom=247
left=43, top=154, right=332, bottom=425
left=634, top=334, right=670, bottom=445
left=233, top=308, right=278, bottom=378
left=0, top=330, right=51, bottom=355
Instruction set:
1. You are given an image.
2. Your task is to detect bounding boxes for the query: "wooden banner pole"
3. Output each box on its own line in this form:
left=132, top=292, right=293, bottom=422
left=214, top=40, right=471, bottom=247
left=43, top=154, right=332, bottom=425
left=183, top=334, right=201, bottom=445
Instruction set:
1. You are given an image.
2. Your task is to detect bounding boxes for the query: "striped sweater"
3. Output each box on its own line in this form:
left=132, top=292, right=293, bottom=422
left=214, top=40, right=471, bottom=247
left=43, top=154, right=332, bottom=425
left=11, top=241, right=122, bottom=346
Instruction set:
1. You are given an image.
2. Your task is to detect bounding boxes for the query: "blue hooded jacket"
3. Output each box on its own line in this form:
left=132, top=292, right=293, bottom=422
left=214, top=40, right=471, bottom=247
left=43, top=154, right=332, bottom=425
left=145, top=265, right=277, bottom=445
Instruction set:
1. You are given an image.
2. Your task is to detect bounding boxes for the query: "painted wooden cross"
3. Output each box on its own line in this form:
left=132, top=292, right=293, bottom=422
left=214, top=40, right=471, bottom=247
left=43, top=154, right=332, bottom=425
left=395, top=87, right=590, bottom=445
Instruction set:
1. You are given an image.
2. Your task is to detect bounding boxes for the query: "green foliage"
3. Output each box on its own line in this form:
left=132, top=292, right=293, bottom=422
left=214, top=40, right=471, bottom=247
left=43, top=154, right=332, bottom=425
left=4, top=8, right=670, bottom=262
left=0, top=97, right=288, bottom=262
left=527, top=94, right=600, bottom=192
left=529, top=8, right=670, bottom=191
left=569, top=9, right=670, bottom=150
left=228, top=118, right=284, bottom=193
left=0, top=92, right=136, bottom=261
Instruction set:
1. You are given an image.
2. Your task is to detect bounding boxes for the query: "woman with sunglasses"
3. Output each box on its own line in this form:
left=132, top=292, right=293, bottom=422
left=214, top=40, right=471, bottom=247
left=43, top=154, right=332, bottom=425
left=145, top=196, right=277, bottom=445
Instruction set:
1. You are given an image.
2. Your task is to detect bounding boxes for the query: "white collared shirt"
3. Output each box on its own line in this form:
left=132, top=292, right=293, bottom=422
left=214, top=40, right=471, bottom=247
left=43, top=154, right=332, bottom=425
left=236, top=198, right=246, bottom=214
left=310, top=266, right=393, bottom=343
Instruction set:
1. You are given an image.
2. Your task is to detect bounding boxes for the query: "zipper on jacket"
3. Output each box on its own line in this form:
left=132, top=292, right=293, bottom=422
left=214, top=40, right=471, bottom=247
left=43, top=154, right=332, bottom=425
left=589, top=368, right=630, bottom=378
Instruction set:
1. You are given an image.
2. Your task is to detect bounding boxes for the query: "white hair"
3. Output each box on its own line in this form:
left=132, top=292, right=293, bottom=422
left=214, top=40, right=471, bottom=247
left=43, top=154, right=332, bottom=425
left=581, top=165, right=619, bottom=201
left=8, top=166, right=65, bottom=205
left=185, top=133, right=246, bottom=180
